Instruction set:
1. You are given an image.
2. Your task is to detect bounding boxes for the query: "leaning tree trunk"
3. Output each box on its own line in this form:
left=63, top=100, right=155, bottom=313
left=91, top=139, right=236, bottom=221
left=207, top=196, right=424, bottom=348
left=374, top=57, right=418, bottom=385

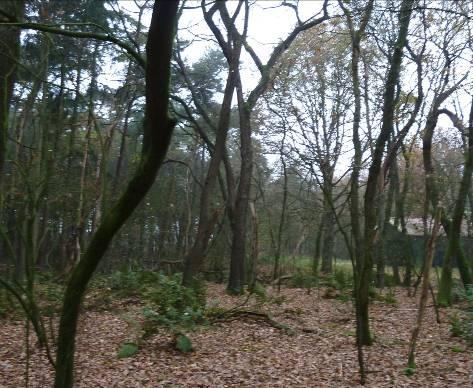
left=407, top=206, right=442, bottom=370
left=181, top=67, right=237, bottom=286
left=222, top=0, right=330, bottom=294
left=53, top=2, right=179, bottom=386
left=437, top=105, right=473, bottom=305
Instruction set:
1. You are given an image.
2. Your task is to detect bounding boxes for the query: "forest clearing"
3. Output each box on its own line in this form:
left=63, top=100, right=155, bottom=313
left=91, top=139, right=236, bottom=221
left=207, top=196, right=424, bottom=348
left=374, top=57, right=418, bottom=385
left=1, top=272, right=473, bottom=387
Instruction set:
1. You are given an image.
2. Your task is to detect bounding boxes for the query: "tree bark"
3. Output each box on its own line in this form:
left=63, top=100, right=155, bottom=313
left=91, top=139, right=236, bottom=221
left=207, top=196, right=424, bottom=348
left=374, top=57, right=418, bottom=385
left=407, top=206, right=441, bottom=369
left=422, top=88, right=472, bottom=305
left=181, top=67, right=238, bottom=286
left=228, top=76, right=252, bottom=294
left=222, top=1, right=330, bottom=293
left=321, top=183, right=335, bottom=274
left=437, top=105, right=473, bottom=305
left=360, top=0, right=415, bottom=346
left=338, top=0, right=375, bottom=350
left=0, top=0, right=24, bottom=193
left=273, top=131, right=289, bottom=280
left=53, top=2, right=179, bottom=386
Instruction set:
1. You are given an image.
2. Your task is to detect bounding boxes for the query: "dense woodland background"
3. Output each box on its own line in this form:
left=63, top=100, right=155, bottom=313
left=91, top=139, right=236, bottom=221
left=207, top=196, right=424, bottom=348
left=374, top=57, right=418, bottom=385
left=1, top=0, right=473, bottom=386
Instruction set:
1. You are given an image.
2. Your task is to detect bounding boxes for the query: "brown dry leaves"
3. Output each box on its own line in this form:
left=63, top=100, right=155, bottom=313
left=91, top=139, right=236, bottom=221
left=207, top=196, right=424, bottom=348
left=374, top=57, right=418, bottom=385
left=1, top=285, right=472, bottom=387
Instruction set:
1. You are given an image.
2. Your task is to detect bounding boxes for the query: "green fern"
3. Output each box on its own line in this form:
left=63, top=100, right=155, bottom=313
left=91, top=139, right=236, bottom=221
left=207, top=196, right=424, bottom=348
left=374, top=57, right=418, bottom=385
left=174, top=333, right=193, bottom=353
left=117, top=342, right=139, bottom=358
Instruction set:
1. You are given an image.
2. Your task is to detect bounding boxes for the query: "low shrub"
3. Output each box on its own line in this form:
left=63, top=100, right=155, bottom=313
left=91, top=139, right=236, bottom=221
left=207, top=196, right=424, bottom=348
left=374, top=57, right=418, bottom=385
left=142, top=273, right=206, bottom=335
left=37, top=281, right=64, bottom=315
left=0, top=289, right=17, bottom=318
left=450, top=313, right=463, bottom=337
left=383, top=273, right=397, bottom=287
left=322, top=267, right=353, bottom=291
left=104, top=268, right=160, bottom=298
left=288, top=270, right=317, bottom=289
left=94, top=269, right=207, bottom=339
left=333, top=267, right=353, bottom=290
left=371, top=288, right=398, bottom=305
left=449, top=286, right=473, bottom=345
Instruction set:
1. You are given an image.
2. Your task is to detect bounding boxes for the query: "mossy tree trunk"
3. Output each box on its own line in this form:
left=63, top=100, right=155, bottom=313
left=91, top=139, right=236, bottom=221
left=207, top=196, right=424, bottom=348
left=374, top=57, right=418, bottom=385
left=338, top=0, right=375, bottom=350
left=437, top=105, right=473, bottom=305
left=53, top=2, right=179, bottom=386
left=422, top=76, right=471, bottom=306
left=359, top=0, right=415, bottom=347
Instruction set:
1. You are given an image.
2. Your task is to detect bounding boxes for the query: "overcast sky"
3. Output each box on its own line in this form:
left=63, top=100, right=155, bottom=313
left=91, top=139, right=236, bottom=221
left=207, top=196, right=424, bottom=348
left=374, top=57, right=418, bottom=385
left=105, top=1, right=471, bottom=175
left=112, top=1, right=326, bottom=92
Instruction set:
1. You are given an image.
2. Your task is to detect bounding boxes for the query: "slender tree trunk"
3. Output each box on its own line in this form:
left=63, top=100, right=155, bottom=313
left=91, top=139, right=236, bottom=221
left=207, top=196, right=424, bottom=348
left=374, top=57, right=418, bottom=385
left=397, top=147, right=413, bottom=287
left=182, top=67, right=237, bottom=286
left=313, top=219, right=324, bottom=276
left=66, top=50, right=84, bottom=174
left=360, top=0, right=415, bottom=346
left=248, top=201, right=258, bottom=286
left=376, top=159, right=397, bottom=288
left=113, top=97, right=134, bottom=192
left=321, top=184, right=335, bottom=274
left=407, top=206, right=441, bottom=369
left=228, top=76, right=253, bottom=294
left=273, top=141, right=288, bottom=280
left=423, top=96, right=472, bottom=305
left=0, top=1, right=24, bottom=192
left=339, top=0, right=375, bottom=349
left=157, top=174, right=176, bottom=263
left=71, top=43, right=99, bottom=268
left=437, top=105, right=473, bottom=305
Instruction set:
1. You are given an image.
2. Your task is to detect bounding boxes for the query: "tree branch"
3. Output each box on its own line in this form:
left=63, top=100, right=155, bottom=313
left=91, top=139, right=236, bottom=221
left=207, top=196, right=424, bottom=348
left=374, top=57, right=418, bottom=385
left=0, top=22, right=146, bottom=69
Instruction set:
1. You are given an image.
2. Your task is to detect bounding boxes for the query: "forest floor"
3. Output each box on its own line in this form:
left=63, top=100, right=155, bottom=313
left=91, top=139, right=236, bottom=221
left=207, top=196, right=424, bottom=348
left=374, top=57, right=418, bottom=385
left=1, top=283, right=472, bottom=387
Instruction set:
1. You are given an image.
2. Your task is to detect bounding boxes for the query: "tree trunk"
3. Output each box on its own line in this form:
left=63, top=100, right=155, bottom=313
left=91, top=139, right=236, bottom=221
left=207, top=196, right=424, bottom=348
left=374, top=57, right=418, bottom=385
left=0, top=0, right=24, bottom=195
left=53, top=2, right=178, bottom=386
left=437, top=105, right=473, bottom=305
left=181, top=67, right=237, bottom=286
left=313, top=220, right=324, bottom=276
left=407, top=206, right=441, bottom=369
left=273, top=137, right=288, bottom=280
left=397, top=147, right=414, bottom=287
left=376, top=158, right=397, bottom=288
left=338, top=0, right=375, bottom=349
left=228, top=76, right=253, bottom=294
left=321, top=191, right=335, bottom=274
left=248, top=201, right=258, bottom=286
left=359, top=0, right=414, bottom=346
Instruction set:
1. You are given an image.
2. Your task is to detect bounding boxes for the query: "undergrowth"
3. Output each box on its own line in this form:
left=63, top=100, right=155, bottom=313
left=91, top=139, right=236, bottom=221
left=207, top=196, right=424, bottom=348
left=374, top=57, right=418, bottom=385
left=95, top=269, right=207, bottom=356
left=142, top=273, right=206, bottom=335
left=450, top=286, right=473, bottom=345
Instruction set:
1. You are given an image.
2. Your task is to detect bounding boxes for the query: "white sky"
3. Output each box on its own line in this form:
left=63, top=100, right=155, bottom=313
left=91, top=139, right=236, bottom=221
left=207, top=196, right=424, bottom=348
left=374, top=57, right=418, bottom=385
left=102, top=1, right=472, bottom=177
left=180, top=1, right=326, bottom=92
left=110, top=0, right=326, bottom=93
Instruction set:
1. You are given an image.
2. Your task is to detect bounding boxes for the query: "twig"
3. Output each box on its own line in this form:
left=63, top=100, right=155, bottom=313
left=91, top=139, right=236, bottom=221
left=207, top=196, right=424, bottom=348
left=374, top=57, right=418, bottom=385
left=210, top=309, right=295, bottom=335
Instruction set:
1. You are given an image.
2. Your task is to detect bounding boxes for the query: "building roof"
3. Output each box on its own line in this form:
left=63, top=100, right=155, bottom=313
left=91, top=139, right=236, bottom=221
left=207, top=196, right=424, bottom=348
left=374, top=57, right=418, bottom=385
left=390, top=217, right=470, bottom=237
